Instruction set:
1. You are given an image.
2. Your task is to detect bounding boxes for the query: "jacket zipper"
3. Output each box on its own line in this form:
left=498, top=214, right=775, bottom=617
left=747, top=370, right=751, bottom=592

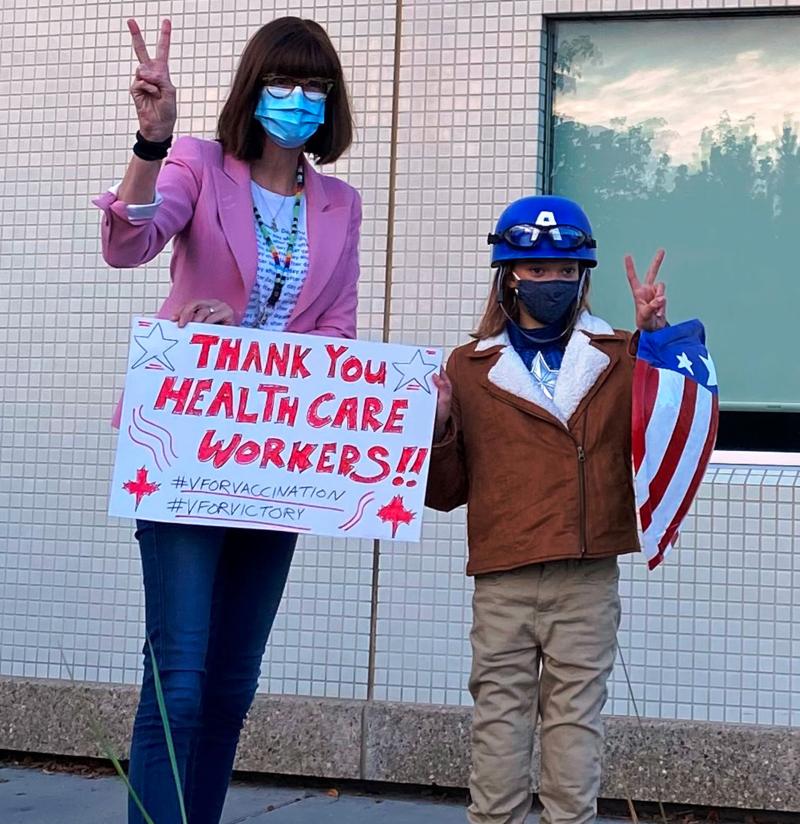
left=577, top=444, right=587, bottom=556
left=487, top=387, right=589, bottom=555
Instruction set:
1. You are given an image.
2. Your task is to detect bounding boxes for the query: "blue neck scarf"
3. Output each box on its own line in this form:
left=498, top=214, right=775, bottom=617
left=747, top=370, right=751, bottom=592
left=506, top=320, right=568, bottom=373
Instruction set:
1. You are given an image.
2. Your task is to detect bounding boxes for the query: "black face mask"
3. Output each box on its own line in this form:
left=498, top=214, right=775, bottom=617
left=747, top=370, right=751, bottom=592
left=515, top=279, right=581, bottom=326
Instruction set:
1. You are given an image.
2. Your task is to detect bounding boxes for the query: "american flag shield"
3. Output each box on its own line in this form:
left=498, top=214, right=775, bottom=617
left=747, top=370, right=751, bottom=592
left=632, top=319, right=719, bottom=570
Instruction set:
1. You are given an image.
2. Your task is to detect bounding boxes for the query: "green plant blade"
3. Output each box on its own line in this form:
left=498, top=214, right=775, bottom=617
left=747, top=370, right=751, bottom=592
left=147, top=635, right=189, bottom=824
left=90, top=720, right=157, bottom=824
left=59, top=647, right=157, bottom=824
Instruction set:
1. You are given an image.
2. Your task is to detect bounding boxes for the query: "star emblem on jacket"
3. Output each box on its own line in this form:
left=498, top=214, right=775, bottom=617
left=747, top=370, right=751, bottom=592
left=531, top=350, right=559, bottom=399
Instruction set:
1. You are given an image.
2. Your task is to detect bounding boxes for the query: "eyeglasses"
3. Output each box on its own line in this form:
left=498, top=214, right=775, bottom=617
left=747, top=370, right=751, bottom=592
left=487, top=224, right=596, bottom=251
left=262, top=75, right=334, bottom=102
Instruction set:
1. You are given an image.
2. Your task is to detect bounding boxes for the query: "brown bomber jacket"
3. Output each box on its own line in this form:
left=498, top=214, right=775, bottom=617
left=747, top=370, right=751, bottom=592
left=425, top=312, right=641, bottom=576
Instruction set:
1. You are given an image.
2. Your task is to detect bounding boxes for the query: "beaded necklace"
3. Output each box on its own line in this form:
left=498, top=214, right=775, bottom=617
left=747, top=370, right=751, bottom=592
left=252, top=162, right=305, bottom=326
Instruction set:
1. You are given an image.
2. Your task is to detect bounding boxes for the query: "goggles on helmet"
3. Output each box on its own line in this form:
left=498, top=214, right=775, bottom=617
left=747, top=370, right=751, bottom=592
left=487, top=223, right=596, bottom=252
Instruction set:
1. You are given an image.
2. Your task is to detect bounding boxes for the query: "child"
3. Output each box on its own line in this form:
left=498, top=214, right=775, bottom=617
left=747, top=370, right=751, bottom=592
left=427, top=195, right=666, bottom=824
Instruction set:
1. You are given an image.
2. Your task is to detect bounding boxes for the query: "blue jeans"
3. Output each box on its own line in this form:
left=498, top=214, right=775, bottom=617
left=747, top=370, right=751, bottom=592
left=128, top=520, right=296, bottom=824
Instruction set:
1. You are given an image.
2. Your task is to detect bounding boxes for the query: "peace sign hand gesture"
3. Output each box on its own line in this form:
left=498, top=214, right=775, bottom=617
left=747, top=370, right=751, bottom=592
left=127, top=18, right=176, bottom=142
left=625, top=249, right=668, bottom=332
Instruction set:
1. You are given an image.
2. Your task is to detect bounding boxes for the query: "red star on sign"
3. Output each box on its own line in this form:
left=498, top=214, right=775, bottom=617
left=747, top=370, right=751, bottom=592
left=376, top=495, right=415, bottom=538
left=123, top=467, right=160, bottom=510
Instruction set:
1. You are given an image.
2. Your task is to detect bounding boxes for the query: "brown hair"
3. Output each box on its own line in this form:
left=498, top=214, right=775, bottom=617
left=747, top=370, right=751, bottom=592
left=472, top=264, right=591, bottom=340
left=217, top=17, right=354, bottom=164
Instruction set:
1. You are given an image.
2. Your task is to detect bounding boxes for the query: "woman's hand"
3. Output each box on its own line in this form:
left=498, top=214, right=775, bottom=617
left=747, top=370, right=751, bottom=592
left=432, top=368, right=453, bottom=442
left=127, top=18, right=177, bottom=142
left=171, top=300, right=235, bottom=328
left=625, top=249, right=668, bottom=332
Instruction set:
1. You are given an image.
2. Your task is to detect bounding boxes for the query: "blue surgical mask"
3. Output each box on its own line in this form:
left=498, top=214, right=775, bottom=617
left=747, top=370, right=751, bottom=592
left=254, top=87, right=326, bottom=149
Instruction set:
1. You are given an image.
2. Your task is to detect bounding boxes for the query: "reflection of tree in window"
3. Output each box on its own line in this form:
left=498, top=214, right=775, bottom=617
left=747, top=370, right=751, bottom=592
left=549, top=22, right=800, bottom=416
left=553, top=36, right=800, bottom=214
left=554, top=35, right=602, bottom=94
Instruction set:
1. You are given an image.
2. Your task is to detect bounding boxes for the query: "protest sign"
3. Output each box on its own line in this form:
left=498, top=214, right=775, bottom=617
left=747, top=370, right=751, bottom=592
left=109, top=319, right=442, bottom=542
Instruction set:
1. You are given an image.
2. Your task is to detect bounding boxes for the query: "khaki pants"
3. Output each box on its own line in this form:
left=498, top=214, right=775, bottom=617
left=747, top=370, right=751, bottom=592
left=467, top=557, right=621, bottom=824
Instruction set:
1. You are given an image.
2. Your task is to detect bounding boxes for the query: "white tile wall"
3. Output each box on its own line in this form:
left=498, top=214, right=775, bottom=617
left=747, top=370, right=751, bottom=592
left=372, top=0, right=800, bottom=725
left=1, top=0, right=799, bottom=725
left=0, top=0, right=398, bottom=699
left=610, top=467, right=800, bottom=725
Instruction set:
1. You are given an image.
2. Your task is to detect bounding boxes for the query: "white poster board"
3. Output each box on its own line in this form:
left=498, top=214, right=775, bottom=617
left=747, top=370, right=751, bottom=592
left=109, top=319, right=442, bottom=542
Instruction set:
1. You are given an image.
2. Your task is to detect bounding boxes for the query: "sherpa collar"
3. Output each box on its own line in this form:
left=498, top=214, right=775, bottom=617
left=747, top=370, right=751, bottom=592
left=473, top=311, right=618, bottom=425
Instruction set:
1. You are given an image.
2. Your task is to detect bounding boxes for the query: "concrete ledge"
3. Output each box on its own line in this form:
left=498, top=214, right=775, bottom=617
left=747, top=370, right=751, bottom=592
left=364, top=702, right=800, bottom=811
left=0, top=678, right=363, bottom=781
left=2, top=677, right=798, bottom=812
left=236, top=694, right=362, bottom=779
left=0, top=678, right=137, bottom=760
left=364, top=701, right=473, bottom=787
left=601, top=716, right=800, bottom=811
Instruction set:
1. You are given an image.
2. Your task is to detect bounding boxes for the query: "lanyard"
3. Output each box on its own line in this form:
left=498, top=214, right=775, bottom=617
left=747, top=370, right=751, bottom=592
left=252, top=162, right=305, bottom=324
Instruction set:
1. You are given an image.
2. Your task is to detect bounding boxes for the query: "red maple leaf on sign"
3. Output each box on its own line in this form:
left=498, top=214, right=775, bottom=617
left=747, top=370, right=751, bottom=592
left=123, top=467, right=160, bottom=510
left=376, top=495, right=415, bottom=538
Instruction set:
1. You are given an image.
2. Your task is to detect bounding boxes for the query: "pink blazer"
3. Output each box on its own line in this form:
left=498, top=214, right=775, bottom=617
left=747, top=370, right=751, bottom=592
left=94, top=136, right=361, bottom=427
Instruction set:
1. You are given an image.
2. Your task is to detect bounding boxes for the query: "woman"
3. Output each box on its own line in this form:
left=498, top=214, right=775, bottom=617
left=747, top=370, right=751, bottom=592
left=428, top=195, right=666, bottom=824
left=94, top=17, right=360, bottom=824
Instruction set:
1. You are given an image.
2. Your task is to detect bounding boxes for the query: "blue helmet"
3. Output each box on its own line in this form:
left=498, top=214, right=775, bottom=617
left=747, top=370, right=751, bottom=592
left=488, top=195, right=597, bottom=268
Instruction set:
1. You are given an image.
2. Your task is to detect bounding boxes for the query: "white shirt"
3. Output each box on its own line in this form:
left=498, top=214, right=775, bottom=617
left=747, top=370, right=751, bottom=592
left=240, top=181, right=309, bottom=332
left=109, top=180, right=310, bottom=333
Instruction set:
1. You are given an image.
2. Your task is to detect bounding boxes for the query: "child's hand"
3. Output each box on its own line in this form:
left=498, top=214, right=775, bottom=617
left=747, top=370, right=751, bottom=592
left=624, top=249, right=668, bottom=332
left=432, top=368, right=452, bottom=442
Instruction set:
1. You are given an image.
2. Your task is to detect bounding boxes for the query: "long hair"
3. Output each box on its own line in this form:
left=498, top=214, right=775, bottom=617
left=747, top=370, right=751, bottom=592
left=217, top=17, right=354, bottom=164
left=471, top=264, right=592, bottom=340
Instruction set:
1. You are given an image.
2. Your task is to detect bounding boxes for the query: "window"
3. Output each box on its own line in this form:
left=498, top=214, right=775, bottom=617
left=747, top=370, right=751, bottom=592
left=550, top=16, right=800, bottom=450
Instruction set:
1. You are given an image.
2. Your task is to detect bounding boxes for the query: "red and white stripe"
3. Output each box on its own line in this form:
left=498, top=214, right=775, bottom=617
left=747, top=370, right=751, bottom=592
left=633, top=361, right=719, bottom=569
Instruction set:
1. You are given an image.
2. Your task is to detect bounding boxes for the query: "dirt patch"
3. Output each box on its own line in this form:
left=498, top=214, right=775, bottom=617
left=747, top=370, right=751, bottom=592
left=0, top=751, right=117, bottom=779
